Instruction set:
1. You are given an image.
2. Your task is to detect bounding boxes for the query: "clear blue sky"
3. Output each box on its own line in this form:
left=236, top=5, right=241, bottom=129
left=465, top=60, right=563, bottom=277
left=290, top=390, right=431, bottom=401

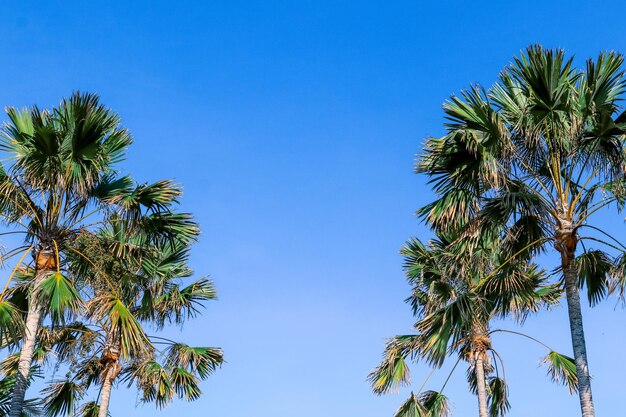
left=0, top=1, right=625, bottom=416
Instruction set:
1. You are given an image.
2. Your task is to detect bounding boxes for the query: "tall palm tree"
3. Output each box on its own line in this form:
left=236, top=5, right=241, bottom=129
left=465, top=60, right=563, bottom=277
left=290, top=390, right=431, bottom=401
left=416, top=46, right=626, bottom=416
left=0, top=92, right=196, bottom=417
left=369, top=234, right=574, bottom=417
left=38, top=223, right=222, bottom=417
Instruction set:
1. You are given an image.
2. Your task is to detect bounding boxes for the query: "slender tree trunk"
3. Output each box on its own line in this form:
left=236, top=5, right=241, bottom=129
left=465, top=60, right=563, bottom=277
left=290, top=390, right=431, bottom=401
left=98, top=375, right=114, bottom=417
left=9, top=270, right=47, bottom=417
left=563, top=256, right=595, bottom=417
left=475, top=354, right=489, bottom=417
left=98, top=336, right=121, bottom=417
left=555, top=212, right=595, bottom=417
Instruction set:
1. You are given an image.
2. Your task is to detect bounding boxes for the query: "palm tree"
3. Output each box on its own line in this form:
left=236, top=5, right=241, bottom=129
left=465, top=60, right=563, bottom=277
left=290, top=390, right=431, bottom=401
left=0, top=92, right=196, bottom=417
left=38, top=222, right=222, bottom=417
left=416, top=46, right=626, bottom=416
left=369, top=234, right=574, bottom=417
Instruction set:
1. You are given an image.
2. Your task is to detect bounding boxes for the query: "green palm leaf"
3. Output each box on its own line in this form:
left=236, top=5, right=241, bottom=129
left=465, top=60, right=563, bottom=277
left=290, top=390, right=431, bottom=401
left=74, top=358, right=103, bottom=389
left=125, top=360, right=173, bottom=408
left=153, top=278, right=217, bottom=326
left=368, top=335, right=417, bottom=394
left=36, top=272, right=83, bottom=324
left=0, top=301, right=24, bottom=346
left=41, top=379, right=84, bottom=417
left=169, top=367, right=201, bottom=401
left=76, top=401, right=100, bottom=417
left=87, top=295, right=150, bottom=358
left=487, top=377, right=510, bottom=417
left=541, top=351, right=578, bottom=394
left=419, top=390, right=450, bottom=417
left=393, top=393, right=427, bottom=417
left=164, top=344, right=223, bottom=379
left=577, top=250, right=613, bottom=306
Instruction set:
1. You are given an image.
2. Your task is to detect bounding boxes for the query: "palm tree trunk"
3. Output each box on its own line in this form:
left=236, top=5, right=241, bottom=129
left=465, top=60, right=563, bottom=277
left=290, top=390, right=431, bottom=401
left=475, top=355, right=489, bottom=417
left=563, top=256, right=595, bottom=417
left=98, top=335, right=121, bottom=417
left=98, top=375, right=114, bottom=417
left=9, top=270, right=47, bottom=417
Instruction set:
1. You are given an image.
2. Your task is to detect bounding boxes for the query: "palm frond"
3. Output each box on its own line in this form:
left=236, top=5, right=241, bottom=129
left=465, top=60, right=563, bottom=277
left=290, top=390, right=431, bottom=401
left=393, top=393, right=427, bottom=417
left=153, top=278, right=217, bottom=327
left=577, top=250, right=613, bottom=306
left=541, top=351, right=578, bottom=394
left=164, top=344, right=223, bottom=379
left=0, top=301, right=25, bottom=346
left=76, top=401, right=100, bottom=417
left=368, top=335, right=418, bottom=394
left=86, top=295, right=150, bottom=358
left=419, top=390, right=451, bottom=417
left=416, top=294, right=475, bottom=367
left=487, top=376, right=510, bottom=417
left=74, top=357, right=103, bottom=389
left=169, top=367, right=201, bottom=401
left=36, top=273, right=83, bottom=324
left=41, top=380, right=84, bottom=417
left=124, top=360, right=173, bottom=409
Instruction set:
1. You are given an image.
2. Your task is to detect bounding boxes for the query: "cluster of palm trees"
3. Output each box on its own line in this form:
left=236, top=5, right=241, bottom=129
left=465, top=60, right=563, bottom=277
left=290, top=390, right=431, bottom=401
left=370, top=45, right=626, bottom=417
left=0, top=92, right=222, bottom=417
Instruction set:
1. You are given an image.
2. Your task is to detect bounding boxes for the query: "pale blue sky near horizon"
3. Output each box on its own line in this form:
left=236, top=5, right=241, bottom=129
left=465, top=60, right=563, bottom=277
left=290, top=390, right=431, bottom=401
left=0, top=1, right=626, bottom=416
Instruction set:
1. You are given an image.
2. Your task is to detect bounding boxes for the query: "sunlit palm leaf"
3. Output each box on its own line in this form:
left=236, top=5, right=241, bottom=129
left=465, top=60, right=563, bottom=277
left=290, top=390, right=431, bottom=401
left=118, top=180, right=182, bottom=213
left=164, top=344, right=223, bottom=379
left=541, top=351, right=578, bottom=394
left=137, top=212, right=199, bottom=247
left=368, top=335, right=418, bottom=394
left=87, top=295, right=150, bottom=358
left=0, top=301, right=24, bottom=346
left=169, top=367, right=201, bottom=401
left=153, top=278, right=217, bottom=326
left=36, top=273, right=83, bottom=324
left=124, top=360, right=173, bottom=408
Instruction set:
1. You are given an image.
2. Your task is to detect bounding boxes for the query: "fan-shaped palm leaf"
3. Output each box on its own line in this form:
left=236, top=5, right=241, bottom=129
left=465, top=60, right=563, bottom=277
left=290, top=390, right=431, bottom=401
left=487, top=377, right=510, bottom=417
left=41, top=380, right=84, bottom=417
left=368, top=335, right=418, bottom=394
left=393, top=393, right=427, bottom=417
left=577, top=250, right=613, bottom=306
left=164, top=344, right=223, bottom=379
left=86, top=295, right=149, bottom=358
left=541, top=351, right=578, bottom=394
left=36, top=273, right=83, bottom=325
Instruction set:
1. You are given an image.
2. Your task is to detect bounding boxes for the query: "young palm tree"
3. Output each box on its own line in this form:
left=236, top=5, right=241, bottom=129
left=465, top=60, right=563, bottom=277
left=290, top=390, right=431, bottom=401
left=416, top=46, right=626, bottom=416
left=38, top=223, right=222, bottom=417
left=0, top=92, right=196, bottom=417
left=369, top=234, right=574, bottom=417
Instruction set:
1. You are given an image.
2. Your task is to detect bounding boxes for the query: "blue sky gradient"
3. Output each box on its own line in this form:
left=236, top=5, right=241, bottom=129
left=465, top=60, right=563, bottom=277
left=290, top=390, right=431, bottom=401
left=1, top=1, right=626, bottom=416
